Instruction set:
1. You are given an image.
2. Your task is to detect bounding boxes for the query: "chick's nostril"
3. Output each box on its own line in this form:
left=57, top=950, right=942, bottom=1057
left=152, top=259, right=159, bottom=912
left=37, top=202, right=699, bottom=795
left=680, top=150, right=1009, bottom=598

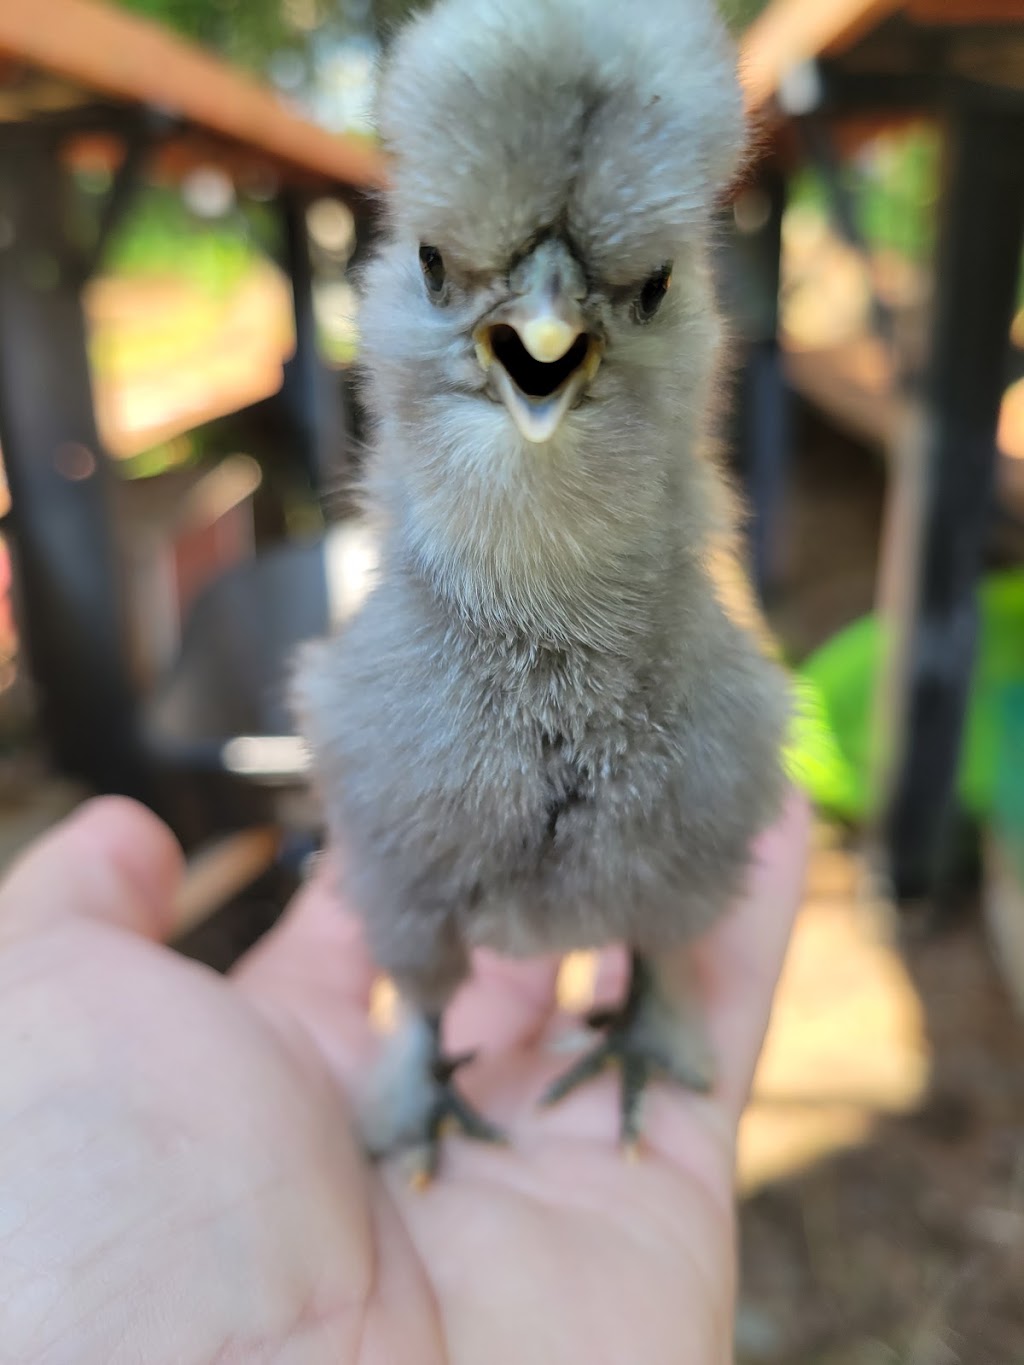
left=488, top=324, right=592, bottom=399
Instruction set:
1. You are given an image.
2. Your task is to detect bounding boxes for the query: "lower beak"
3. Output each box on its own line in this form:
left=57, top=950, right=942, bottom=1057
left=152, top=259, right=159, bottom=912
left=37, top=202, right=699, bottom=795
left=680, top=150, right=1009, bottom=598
left=474, top=302, right=602, bottom=445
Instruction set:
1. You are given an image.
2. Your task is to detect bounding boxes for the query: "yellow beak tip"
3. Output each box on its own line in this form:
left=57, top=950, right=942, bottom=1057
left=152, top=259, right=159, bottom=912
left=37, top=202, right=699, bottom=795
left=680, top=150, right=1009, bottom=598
left=521, top=318, right=576, bottom=364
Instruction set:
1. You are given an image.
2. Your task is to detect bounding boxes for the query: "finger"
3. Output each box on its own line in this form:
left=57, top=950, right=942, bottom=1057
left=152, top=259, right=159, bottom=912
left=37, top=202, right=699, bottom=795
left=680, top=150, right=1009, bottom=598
left=232, top=864, right=380, bottom=1076
left=698, top=785, right=811, bottom=1122
left=446, top=949, right=561, bottom=1055
left=233, top=860, right=376, bottom=1006
left=0, top=796, right=184, bottom=943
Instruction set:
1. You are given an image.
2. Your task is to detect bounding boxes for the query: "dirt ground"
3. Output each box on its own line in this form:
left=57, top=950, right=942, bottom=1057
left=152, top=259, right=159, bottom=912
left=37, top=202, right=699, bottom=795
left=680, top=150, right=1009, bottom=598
left=736, top=413, right=1024, bottom=1365
left=737, top=828, right=1024, bottom=1365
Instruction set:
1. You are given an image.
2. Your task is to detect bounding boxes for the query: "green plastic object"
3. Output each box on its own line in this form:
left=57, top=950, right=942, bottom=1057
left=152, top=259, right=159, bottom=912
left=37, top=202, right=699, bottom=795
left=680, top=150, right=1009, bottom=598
left=783, top=672, right=862, bottom=818
left=992, top=679, right=1024, bottom=885
left=787, top=569, right=1024, bottom=824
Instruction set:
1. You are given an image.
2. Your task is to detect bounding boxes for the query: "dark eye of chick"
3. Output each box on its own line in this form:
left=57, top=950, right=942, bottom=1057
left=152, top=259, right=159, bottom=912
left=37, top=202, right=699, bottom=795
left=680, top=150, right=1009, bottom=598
left=419, top=244, right=447, bottom=296
left=633, top=264, right=672, bottom=323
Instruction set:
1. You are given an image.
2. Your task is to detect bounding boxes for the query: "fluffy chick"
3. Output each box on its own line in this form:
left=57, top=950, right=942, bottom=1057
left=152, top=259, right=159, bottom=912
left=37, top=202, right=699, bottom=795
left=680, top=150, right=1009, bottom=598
left=293, top=0, right=790, bottom=1177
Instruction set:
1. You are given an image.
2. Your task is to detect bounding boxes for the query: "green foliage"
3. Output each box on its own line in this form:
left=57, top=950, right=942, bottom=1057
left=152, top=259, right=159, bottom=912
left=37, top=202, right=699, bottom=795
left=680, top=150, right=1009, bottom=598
left=101, top=192, right=251, bottom=293
left=717, top=0, right=770, bottom=32
left=111, top=0, right=413, bottom=73
left=859, top=128, right=940, bottom=261
left=114, top=0, right=769, bottom=70
left=794, top=570, right=1024, bottom=823
left=789, top=125, right=941, bottom=264
left=792, top=614, right=879, bottom=820
left=98, top=187, right=272, bottom=294
left=784, top=673, right=862, bottom=817
left=992, top=681, right=1024, bottom=883
left=115, top=0, right=307, bottom=73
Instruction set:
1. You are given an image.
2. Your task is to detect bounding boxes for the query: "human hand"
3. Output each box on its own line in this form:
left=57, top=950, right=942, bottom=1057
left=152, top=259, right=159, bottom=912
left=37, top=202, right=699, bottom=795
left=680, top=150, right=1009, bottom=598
left=0, top=792, right=808, bottom=1364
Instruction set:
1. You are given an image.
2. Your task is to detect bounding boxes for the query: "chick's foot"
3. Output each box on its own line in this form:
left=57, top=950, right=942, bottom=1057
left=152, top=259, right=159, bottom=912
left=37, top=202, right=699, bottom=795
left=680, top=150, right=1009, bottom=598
left=541, top=952, right=714, bottom=1151
left=360, top=1013, right=505, bottom=1186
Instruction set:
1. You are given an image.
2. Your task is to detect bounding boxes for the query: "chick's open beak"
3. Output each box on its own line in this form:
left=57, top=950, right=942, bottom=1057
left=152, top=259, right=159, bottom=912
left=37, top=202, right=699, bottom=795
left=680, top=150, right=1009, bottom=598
left=474, top=287, right=601, bottom=445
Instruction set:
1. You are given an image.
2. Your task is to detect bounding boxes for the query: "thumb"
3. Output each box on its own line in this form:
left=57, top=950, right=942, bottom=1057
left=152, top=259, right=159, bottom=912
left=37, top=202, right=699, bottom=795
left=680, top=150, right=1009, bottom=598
left=0, top=796, right=184, bottom=943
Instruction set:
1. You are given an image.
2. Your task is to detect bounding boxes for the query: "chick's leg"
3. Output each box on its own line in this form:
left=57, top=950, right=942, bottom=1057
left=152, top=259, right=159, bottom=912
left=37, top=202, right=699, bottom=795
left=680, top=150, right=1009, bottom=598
left=542, top=949, right=714, bottom=1150
left=359, top=921, right=504, bottom=1183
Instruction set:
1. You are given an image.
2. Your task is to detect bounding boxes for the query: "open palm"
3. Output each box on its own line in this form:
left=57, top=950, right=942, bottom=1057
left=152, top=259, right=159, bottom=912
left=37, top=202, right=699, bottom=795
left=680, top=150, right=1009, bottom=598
left=0, top=794, right=807, bottom=1364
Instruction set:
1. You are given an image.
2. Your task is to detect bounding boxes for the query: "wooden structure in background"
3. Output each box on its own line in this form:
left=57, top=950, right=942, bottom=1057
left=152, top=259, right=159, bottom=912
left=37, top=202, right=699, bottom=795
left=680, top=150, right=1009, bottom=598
left=742, top=0, right=1024, bottom=114
left=0, top=0, right=384, bottom=818
left=737, top=0, right=1024, bottom=905
left=0, top=0, right=387, bottom=189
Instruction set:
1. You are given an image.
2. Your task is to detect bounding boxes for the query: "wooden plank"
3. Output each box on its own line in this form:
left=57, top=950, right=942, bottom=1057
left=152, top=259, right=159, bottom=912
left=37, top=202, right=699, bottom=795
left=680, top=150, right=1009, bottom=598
left=782, top=336, right=1024, bottom=465
left=171, top=826, right=281, bottom=939
left=740, top=0, right=1024, bottom=112
left=781, top=338, right=904, bottom=450
left=60, top=128, right=313, bottom=192
left=0, top=0, right=387, bottom=189
left=740, top=0, right=903, bottom=111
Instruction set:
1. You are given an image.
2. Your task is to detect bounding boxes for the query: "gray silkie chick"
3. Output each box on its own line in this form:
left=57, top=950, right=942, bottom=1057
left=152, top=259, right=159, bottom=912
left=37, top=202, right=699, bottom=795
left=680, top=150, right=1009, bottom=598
left=293, top=0, right=790, bottom=1179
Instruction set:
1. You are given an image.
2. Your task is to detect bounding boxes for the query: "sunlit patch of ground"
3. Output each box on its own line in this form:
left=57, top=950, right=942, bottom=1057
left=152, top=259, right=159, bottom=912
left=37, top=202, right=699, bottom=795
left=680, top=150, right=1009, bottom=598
left=737, top=830, right=1024, bottom=1364
left=740, top=824, right=931, bottom=1194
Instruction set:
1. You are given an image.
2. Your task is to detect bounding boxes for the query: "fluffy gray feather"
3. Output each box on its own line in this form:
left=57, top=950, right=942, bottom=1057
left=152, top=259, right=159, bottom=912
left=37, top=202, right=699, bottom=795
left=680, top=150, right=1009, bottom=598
left=293, top=0, right=789, bottom=1129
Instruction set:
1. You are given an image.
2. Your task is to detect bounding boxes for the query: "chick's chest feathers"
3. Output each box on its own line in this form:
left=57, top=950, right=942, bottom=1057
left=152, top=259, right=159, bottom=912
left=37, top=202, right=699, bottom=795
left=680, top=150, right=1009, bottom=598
left=294, top=555, right=789, bottom=957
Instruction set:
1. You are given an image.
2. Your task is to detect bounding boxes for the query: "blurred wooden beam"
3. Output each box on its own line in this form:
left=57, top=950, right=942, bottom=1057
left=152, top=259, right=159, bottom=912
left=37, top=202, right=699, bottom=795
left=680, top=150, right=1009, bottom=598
left=0, top=0, right=388, bottom=190
left=740, top=0, right=1024, bottom=116
left=171, top=825, right=281, bottom=940
left=740, top=0, right=901, bottom=112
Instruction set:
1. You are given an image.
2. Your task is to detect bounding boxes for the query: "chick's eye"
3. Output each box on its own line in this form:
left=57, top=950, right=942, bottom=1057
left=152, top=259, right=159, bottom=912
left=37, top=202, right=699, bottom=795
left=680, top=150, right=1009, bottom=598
left=634, top=264, right=672, bottom=322
left=419, top=244, right=446, bottom=296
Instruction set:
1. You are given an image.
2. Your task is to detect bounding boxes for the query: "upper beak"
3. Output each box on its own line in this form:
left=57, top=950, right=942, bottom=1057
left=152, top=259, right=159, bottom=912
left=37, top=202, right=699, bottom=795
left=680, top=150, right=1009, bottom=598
left=519, top=310, right=584, bottom=364
left=474, top=258, right=601, bottom=444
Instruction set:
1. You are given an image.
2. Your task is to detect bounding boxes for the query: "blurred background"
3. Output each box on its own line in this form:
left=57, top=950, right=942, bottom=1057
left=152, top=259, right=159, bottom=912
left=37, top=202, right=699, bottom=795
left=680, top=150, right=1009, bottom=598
left=0, top=0, right=1022, bottom=1359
